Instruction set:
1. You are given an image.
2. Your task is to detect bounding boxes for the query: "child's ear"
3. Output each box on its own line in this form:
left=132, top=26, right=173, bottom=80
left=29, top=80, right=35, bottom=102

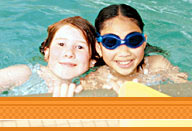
left=143, top=34, right=148, bottom=48
left=89, top=59, right=96, bottom=67
left=44, top=47, right=50, bottom=62
left=96, top=42, right=103, bottom=57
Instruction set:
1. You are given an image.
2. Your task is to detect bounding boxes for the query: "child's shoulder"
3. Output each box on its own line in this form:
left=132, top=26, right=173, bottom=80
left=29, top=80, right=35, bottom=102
left=146, top=55, right=166, bottom=62
left=145, top=55, right=172, bottom=70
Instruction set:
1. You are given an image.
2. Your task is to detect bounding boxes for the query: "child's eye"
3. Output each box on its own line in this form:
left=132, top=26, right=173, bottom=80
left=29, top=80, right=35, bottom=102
left=76, top=45, right=84, bottom=49
left=58, top=42, right=65, bottom=46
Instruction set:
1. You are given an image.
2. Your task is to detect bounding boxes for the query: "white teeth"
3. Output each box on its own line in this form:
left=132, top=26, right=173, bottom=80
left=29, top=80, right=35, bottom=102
left=119, top=61, right=131, bottom=65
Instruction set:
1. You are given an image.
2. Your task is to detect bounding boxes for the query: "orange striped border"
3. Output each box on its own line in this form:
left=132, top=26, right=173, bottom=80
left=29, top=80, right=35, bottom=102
left=0, top=97, right=192, bottom=119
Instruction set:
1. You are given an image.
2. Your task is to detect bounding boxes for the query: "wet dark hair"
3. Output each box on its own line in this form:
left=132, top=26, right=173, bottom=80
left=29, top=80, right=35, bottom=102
left=40, top=16, right=99, bottom=61
left=95, top=4, right=144, bottom=33
left=95, top=4, right=167, bottom=68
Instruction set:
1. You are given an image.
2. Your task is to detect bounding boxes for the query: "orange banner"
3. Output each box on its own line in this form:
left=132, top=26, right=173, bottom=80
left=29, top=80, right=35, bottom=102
left=0, top=97, right=192, bottom=119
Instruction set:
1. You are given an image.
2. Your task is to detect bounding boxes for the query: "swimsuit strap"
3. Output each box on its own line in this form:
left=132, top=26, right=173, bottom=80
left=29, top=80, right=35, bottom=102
left=72, top=66, right=99, bottom=85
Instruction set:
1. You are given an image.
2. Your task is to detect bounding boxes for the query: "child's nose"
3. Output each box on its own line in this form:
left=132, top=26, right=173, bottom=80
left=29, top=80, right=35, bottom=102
left=62, top=48, right=75, bottom=59
left=117, top=45, right=132, bottom=56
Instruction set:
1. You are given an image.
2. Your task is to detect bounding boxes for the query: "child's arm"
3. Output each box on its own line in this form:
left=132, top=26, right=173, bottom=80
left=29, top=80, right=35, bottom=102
left=148, top=55, right=188, bottom=83
left=0, top=64, right=32, bottom=92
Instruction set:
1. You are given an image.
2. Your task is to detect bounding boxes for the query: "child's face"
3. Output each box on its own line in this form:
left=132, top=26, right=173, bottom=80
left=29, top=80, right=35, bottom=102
left=45, top=24, right=92, bottom=79
left=96, top=16, right=147, bottom=76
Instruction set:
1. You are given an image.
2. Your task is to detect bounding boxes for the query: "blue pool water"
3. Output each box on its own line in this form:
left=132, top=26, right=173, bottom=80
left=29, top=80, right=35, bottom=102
left=0, top=0, right=192, bottom=80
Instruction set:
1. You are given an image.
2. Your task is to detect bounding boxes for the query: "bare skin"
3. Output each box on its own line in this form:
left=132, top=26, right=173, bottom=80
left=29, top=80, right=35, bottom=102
left=79, top=55, right=188, bottom=94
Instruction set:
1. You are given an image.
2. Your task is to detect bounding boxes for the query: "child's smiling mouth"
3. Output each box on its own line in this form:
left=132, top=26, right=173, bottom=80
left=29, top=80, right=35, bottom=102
left=59, top=62, right=77, bottom=67
left=115, top=59, right=134, bottom=68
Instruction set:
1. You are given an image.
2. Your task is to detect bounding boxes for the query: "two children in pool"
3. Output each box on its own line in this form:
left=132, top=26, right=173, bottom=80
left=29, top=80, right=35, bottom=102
left=0, top=4, right=188, bottom=97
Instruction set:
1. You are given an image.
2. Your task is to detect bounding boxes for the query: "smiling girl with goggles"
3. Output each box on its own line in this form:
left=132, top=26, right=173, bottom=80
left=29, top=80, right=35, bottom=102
left=96, top=32, right=145, bottom=49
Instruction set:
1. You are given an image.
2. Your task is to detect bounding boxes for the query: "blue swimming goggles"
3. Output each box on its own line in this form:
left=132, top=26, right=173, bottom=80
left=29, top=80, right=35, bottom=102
left=96, top=32, right=145, bottom=50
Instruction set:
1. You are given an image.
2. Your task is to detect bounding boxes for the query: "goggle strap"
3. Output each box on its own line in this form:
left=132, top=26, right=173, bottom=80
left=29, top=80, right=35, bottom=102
left=96, top=32, right=102, bottom=43
left=96, top=37, right=102, bottom=43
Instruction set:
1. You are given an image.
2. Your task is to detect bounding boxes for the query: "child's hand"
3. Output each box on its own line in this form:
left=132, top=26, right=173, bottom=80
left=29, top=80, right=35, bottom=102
left=169, top=72, right=188, bottom=83
left=102, top=81, right=120, bottom=94
left=52, top=83, right=83, bottom=97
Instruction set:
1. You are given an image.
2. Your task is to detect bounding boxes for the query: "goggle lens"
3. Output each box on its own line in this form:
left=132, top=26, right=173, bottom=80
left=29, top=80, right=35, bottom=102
left=126, top=33, right=144, bottom=48
left=102, top=37, right=119, bottom=49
